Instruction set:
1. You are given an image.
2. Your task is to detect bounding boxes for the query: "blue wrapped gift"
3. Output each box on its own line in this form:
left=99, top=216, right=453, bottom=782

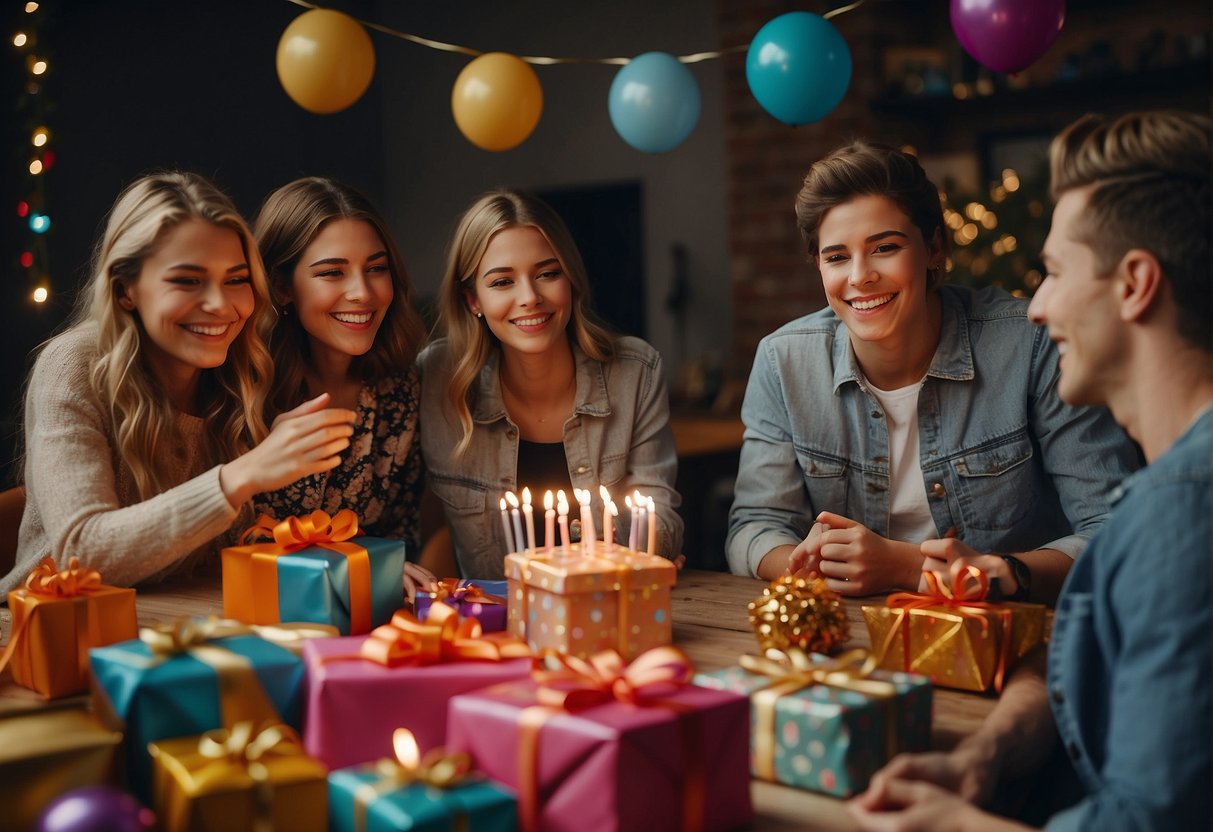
left=222, top=510, right=405, bottom=635
left=89, top=620, right=306, bottom=803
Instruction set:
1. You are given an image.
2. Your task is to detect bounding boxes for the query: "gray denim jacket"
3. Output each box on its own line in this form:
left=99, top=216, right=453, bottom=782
left=419, top=335, right=683, bottom=579
left=726, top=285, right=1139, bottom=577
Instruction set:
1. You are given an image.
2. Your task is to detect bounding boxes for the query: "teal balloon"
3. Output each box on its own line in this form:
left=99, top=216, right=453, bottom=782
left=746, top=12, right=852, bottom=126
left=608, top=52, right=701, bottom=153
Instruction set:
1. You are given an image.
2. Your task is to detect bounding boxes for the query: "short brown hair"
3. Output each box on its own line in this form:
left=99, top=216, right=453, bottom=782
left=1049, top=111, right=1211, bottom=352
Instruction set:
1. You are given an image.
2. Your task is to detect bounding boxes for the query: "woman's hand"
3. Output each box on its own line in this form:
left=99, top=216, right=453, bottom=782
left=219, top=393, right=357, bottom=508
left=810, top=511, right=926, bottom=595
left=919, top=537, right=1016, bottom=596
left=403, top=561, right=438, bottom=605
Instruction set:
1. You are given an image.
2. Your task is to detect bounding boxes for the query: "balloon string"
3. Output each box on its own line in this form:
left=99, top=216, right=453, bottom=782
left=283, top=0, right=864, bottom=66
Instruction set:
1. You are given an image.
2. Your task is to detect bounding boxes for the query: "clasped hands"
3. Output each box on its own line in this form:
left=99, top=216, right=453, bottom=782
left=786, top=512, right=1014, bottom=597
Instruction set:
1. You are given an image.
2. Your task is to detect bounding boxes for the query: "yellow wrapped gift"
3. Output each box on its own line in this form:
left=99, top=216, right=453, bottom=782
left=863, top=566, right=1047, bottom=693
left=149, top=721, right=327, bottom=832
left=2, top=557, right=138, bottom=698
left=0, top=706, right=122, bottom=830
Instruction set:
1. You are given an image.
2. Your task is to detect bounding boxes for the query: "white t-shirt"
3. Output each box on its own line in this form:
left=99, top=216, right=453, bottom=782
left=867, top=378, right=938, bottom=543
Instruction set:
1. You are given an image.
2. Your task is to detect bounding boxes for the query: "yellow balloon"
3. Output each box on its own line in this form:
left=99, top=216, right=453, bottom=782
left=276, top=9, right=375, bottom=115
left=451, top=52, right=543, bottom=151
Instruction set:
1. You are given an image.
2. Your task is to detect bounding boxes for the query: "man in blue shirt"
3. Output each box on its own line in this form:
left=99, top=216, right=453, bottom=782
left=849, top=110, right=1212, bottom=831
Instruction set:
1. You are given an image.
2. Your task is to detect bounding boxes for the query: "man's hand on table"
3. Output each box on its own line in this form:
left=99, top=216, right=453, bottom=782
left=848, top=777, right=1032, bottom=832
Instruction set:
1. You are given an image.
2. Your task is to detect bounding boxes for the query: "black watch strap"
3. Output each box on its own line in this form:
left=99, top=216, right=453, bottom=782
left=997, top=554, right=1031, bottom=602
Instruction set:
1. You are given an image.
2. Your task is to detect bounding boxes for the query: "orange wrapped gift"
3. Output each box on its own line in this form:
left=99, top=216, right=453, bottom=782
left=1, top=557, right=137, bottom=698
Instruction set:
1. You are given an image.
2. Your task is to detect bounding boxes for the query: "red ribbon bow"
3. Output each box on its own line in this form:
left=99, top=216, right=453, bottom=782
left=359, top=603, right=530, bottom=667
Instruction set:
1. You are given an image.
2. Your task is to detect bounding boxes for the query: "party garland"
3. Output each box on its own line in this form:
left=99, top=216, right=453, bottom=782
left=11, top=1, right=53, bottom=305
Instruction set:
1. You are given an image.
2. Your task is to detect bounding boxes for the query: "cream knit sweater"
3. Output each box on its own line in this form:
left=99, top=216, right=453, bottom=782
left=2, top=325, right=240, bottom=593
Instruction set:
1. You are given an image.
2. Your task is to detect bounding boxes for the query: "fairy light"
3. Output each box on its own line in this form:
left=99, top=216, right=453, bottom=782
left=16, top=0, right=53, bottom=306
left=13, top=32, right=27, bottom=47
left=32, top=287, right=48, bottom=303
left=32, top=127, right=48, bottom=146
left=25, top=2, right=39, bottom=13
left=31, top=58, right=46, bottom=75
left=29, top=159, right=43, bottom=175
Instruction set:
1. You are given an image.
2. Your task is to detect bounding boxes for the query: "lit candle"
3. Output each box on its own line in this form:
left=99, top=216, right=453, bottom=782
left=506, top=491, right=524, bottom=555
left=646, top=496, right=657, bottom=556
left=626, top=495, right=639, bottom=551
left=557, top=490, right=571, bottom=554
left=543, top=490, right=555, bottom=553
left=521, top=487, right=536, bottom=553
left=575, top=488, right=596, bottom=555
left=599, top=485, right=613, bottom=549
left=499, top=497, right=515, bottom=554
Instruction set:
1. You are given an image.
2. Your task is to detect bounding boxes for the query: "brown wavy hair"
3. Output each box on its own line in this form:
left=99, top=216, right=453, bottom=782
left=254, top=177, right=427, bottom=417
left=434, top=189, right=615, bottom=456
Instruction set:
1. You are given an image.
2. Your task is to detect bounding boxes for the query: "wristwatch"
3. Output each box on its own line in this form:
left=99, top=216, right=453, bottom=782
left=989, top=554, right=1031, bottom=602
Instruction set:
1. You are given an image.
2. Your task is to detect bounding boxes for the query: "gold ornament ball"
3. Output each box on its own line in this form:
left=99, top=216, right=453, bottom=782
left=748, top=574, right=850, bottom=654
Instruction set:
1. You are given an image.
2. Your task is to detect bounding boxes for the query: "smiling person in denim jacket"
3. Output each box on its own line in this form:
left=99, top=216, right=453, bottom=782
left=419, top=189, right=682, bottom=579
left=850, top=110, right=1211, bottom=832
left=726, top=142, right=1139, bottom=601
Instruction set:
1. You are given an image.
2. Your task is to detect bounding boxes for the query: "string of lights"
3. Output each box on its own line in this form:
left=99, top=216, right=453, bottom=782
left=12, top=1, right=52, bottom=306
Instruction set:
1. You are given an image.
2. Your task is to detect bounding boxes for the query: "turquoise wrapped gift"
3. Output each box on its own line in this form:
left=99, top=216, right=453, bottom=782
left=89, top=619, right=306, bottom=803
left=694, top=648, right=932, bottom=798
left=222, top=510, right=406, bottom=635
left=329, top=729, right=516, bottom=832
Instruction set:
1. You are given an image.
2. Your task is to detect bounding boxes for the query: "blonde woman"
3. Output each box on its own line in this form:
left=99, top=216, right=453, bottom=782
left=254, top=177, right=435, bottom=598
left=2, top=172, right=356, bottom=593
left=419, top=189, right=682, bottom=579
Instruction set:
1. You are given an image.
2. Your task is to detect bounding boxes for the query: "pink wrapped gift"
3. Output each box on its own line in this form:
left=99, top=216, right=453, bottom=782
left=447, top=647, right=753, bottom=832
left=302, top=604, right=533, bottom=771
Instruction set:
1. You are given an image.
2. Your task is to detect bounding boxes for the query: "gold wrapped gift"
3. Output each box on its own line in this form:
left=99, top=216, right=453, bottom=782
left=0, top=706, right=122, bottom=829
left=863, top=567, right=1047, bottom=693
left=149, top=722, right=327, bottom=832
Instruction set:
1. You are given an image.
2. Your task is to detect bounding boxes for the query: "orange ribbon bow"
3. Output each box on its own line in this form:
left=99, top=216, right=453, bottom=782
left=358, top=603, right=531, bottom=667
left=428, top=579, right=506, bottom=607
left=242, top=509, right=361, bottom=549
left=23, top=556, right=103, bottom=597
left=530, top=645, right=694, bottom=710
left=881, top=562, right=1015, bottom=692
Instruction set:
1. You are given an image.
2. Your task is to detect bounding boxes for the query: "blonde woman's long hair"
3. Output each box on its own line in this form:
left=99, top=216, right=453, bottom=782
left=66, top=171, right=274, bottom=501
left=254, top=177, right=427, bottom=418
left=436, top=189, right=615, bottom=457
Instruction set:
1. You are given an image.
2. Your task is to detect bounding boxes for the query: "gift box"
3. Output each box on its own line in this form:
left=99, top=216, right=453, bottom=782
left=0, top=705, right=122, bottom=830
left=1, top=557, right=137, bottom=698
left=862, top=568, right=1048, bottom=693
left=328, top=728, right=516, bottom=832
left=149, top=721, right=327, bottom=832
left=90, top=618, right=307, bottom=802
left=223, top=509, right=405, bottom=636
left=504, top=545, right=675, bottom=660
left=303, top=605, right=533, bottom=770
left=447, top=647, right=753, bottom=832
left=694, top=649, right=932, bottom=797
left=416, top=580, right=508, bottom=633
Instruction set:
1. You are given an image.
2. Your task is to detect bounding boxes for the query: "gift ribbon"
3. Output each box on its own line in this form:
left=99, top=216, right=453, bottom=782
left=879, top=563, right=1015, bottom=693
left=516, top=647, right=705, bottom=832
left=237, top=509, right=373, bottom=634
left=356, top=603, right=531, bottom=667
left=0, top=557, right=110, bottom=690
left=163, top=722, right=303, bottom=832
left=352, top=729, right=474, bottom=832
left=740, top=647, right=899, bottom=781
left=427, top=578, right=507, bottom=607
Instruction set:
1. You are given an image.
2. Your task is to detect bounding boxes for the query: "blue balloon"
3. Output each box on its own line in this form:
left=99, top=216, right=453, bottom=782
left=608, top=51, right=701, bottom=153
left=746, top=12, right=852, bottom=126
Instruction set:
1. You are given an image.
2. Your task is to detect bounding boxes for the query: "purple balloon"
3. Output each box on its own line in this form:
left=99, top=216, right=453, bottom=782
left=35, top=786, right=156, bottom=832
left=950, top=0, right=1066, bottom=74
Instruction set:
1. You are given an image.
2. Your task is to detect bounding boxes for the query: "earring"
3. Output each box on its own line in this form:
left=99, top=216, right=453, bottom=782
left=475, top=311, right=483, bottom=318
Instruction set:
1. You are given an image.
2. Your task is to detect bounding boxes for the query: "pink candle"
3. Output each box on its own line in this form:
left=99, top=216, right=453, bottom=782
left=543, top=490, right=555, bottom=553
left=556, top=490, right=571, bottom=554
left=576, top=488, right=596, bottom=555
left=599, top=485, right=613, bottom=549
left=646, top=496, right=658, bottom=556
left=506, top=491, right=524, bottom=555
left=522, top=487, right=536, bottom=553
left=626, top=495, right=638, bottom=551
left=499, top=497, right=514, bottom=554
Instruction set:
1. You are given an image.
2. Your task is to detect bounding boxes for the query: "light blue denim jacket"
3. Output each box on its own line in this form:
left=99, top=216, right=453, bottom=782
left=419, top=335, right=682, bottom=579
left=726, top=285, right=1139, bottom=577
left=1045, top=410, right=1211, bottom=831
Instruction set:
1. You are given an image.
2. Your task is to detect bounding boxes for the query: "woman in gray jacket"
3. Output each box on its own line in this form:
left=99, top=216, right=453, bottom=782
left=419, top=189, right=682, bottom=579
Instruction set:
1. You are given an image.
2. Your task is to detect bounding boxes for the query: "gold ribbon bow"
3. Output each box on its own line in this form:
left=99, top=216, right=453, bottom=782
left=358, top=603, right=531, bottom=667
left=235, top=509, right=373, bottom=634
left=880, top=562, right=1015, bottom=692
left=352, top=729, right=474, bottom=832
left=740, top=647, right=899, bottom=781
left=182, top=722, right=303, bottom=832
left=428, top=579, right=507, bottom=607
left=517, top=647, right=704, bottom=832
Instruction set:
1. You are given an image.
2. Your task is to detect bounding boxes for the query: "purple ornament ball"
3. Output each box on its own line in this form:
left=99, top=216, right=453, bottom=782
left=35, top=786, right=156, bottom=832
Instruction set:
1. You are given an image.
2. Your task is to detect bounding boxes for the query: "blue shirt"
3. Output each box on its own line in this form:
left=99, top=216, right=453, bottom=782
left=726, top=285, right=1140, bottom=577
left=1046, top=409, right=1212, bottom=831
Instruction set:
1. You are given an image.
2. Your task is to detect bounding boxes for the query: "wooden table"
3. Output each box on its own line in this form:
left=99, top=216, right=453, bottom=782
left=0, top=570, right=995, bottom=831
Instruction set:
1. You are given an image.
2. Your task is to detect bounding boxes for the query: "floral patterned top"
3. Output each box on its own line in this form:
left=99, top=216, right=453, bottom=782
left=255, top=370, right=424, bottom=551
